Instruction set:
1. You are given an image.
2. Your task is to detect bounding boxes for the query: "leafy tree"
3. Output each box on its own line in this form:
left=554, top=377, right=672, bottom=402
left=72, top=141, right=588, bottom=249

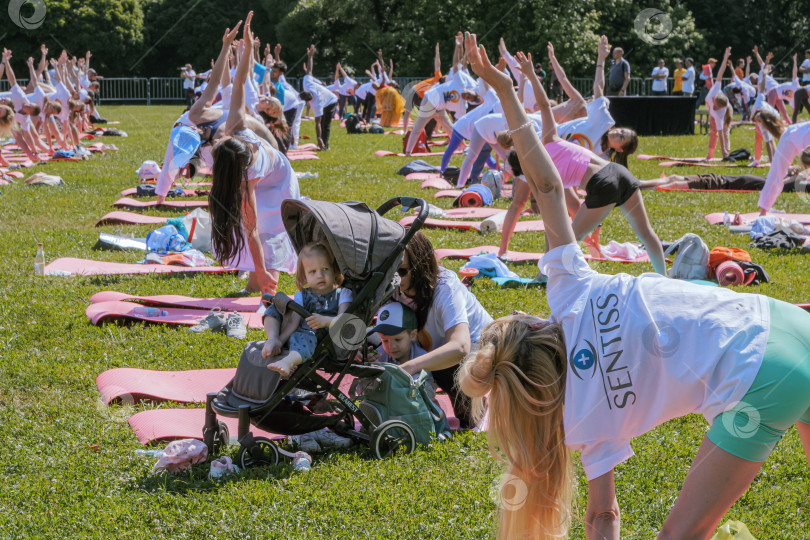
left=0, top=0, right=145, bottom=76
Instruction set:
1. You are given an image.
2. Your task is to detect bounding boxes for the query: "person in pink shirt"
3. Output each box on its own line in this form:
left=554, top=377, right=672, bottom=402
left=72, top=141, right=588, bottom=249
left=499, top=50, right=665, bottom=275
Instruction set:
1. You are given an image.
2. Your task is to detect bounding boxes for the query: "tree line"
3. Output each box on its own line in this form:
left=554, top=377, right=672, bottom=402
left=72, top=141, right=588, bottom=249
left=0, top=0, right=806, bottom=82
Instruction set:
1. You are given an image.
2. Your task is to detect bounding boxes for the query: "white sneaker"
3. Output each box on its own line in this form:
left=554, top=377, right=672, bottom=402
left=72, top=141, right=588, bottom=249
left=309, top=428, right=353, bottom=449
left=289, top=433, right=321, bottom=453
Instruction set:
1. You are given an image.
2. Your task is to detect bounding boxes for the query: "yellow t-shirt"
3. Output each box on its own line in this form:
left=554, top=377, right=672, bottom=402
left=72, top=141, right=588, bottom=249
left=673, top=68, right=686, bottom=92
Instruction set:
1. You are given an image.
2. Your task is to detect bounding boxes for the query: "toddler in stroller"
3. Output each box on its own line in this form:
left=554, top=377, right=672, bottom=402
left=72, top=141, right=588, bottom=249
left=204, top=197, right=436, bottom=465
left=263, top=241, right=353, bottom=376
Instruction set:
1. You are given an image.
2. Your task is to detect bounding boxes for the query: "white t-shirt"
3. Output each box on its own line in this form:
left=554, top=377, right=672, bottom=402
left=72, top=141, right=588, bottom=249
left=339, top=77, right=357, bottom=96
left=453, top=88, right=499, bottom=140
left=557, top=96, right=615, bottom=156
left=802, top=59, right=810, bottom=83
left=651, top=67, right=669, bottom=92
left=681, top=66, right=695, bottom=94
left=302, top=74, right=338, bottom=117
left=732, top=75, right=757, bottom=103
left=423, top=69, right=476, bottom=118
left=9, top=84, right=33, bottom=130
left=540, top=244, right=769, bottom=481
left=355, top=81, right=373, bottom=100
left=759, top=121, right=810, bottom=210
left=706, top=83, right=730, bottom=130
left=763, top=74, right=778, bottom=93
left=279, top=75, right=301, bottom=111
left=751, top=93, right=777, bottom=143
left=418, top=268, right=493, bottom=352
left=775, top=79, right=799, bottom=101
left=473, top=112, right=543, bottom=146
left=183, top=70, right=196, bottom=90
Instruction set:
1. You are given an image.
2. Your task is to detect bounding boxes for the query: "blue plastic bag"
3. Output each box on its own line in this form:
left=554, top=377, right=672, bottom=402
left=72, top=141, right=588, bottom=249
left=145, top=225, right=190, bottom=253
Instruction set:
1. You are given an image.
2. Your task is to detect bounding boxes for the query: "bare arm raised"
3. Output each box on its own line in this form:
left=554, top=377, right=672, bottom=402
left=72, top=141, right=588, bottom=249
left=466, top=33, right=575, bottom=250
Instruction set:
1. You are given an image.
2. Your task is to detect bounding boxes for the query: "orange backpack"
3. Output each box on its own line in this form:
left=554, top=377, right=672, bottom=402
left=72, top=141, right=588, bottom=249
left=708, top=247, right=752, bottom=277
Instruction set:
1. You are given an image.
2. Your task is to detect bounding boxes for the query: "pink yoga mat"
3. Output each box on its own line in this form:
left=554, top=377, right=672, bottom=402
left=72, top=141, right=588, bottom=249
left=46, top=258, right=236, bottom=277
left=295, top=143, right=319, bottom=151
left=404, top=172, right=442, bottom=181
left=384, top=129, right=406, bottom=135
left=98, top=367, right=236, bottom=404
left=128, top=408, right=282, bottom=445
left=96, top=211, right=168, bottom=227
left=442, top=208, right=517, bottom=219
left=434, top=245, right=544, bottom=263
left=90, top=291, right=262, bottom=311
left=86, top=300, right=262, bottom=328
left=706, top=212, right=810, bottom=225
left=421, top=178, right=454, bottom=190
left=435, top=188, right=514, bottom=199
left=120, top=188, right=202, bottom=197
left=112, top=197, right=208, bottom=209
left=637, top=154, right=723, bottom=162
left=398, top=215, right=545, bottom=232
left=287, top=153, right=319, bottom=161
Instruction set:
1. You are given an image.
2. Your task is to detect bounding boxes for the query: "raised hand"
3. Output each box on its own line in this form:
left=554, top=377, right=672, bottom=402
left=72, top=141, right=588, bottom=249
left=598, top=35, right=610, bottom=59
left=26, top=57, right=34, bottom=66
left=746, top=56, right=751, bottom=64
left=2, top=49, right=12, bottom=63
left=85, top=51, right=91, bottom=59
left=498, top=37, right=507, bottom=56
left=221, top=21, right=242, bottom=46
left=274, top=43, right=282, bottom=57
left=547, top=42, right=556, bottom=60
left=723, top=46, right=731, bottom=60
left=243, top=11, right=254, bottom=47
left=465, top=32, right=512, bottom=91
left=515, top=51, right=535, bottom=79
left=766, top=51, right=774, bottom=63
left=40, top=44, right=47, bottom=56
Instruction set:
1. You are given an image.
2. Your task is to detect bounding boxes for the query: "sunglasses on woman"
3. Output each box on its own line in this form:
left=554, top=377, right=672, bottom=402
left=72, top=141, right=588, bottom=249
left=396, top=266, right=410, bottom=278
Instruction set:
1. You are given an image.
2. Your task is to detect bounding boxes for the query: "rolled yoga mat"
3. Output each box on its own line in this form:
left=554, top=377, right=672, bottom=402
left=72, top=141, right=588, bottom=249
left=716, top=260, right=745, bottom=286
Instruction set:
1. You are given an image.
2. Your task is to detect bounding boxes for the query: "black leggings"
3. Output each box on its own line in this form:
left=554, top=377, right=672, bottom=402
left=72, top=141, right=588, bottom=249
left=319, top=103, right=336, bottom=149
left=793, top=88, right=810, bottom=124
left=431, top=363, right=474, bottom=429
left=362, top=94, right=376, bottom=123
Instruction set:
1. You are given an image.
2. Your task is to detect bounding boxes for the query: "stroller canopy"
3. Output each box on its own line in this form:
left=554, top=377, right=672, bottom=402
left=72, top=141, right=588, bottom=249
left=280, top=199, right=406, bottom=282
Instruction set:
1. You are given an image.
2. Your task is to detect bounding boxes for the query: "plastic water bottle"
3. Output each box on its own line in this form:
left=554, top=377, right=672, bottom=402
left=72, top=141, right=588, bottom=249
left=132, top=307, right=169, bottom=318
left=723, top=211, right=730, bottom=226
left=34, top=243, right=45, bottom=276
left=292, top=451, right=311, bottom=472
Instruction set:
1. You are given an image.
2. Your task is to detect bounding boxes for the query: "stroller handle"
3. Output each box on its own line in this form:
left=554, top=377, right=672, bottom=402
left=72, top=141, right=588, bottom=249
left=376, top=197, right=429, bottom=245
left=271, top=291, right=312, bottom=319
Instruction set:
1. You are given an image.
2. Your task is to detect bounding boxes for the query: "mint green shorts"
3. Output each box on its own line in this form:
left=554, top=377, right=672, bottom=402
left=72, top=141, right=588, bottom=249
left=707, top=298, right=810, bottom=462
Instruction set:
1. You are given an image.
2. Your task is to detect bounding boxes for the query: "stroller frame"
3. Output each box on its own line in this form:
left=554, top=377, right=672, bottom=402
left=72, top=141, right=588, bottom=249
left=204, top=196, right=430, bottom=466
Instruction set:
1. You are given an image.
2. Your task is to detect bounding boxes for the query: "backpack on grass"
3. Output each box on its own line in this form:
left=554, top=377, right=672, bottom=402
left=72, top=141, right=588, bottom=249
left=353, top=363, right=449, bottom=445
left=664, top=233, right=709, bottom=280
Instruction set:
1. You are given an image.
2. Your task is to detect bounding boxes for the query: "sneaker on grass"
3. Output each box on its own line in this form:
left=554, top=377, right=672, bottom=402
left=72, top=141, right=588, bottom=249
left=189, top=308, right=227, bottom=334
left=225, top=311, right=247, bottom=339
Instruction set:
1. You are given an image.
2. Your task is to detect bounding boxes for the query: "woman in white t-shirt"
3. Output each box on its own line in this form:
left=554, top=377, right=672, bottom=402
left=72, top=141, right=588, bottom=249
left=459, top=33, right=810, bottom=539
left=706, top=47, right=733, bottom=160
left=393, top=231, right=493, bottom=429
left=209, top=13, right=300, bottom=295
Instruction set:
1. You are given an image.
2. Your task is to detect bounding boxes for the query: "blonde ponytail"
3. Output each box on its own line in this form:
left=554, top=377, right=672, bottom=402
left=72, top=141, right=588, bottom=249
left=458, top=314, right=572, bottom=539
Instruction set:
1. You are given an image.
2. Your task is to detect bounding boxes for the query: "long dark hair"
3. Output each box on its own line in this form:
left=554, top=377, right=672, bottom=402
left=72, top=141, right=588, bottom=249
left=403, top=231, right=440, bottom=329
left=210, top=137, right=252, bottom=263
left=600, top=127, right=638, bottom=168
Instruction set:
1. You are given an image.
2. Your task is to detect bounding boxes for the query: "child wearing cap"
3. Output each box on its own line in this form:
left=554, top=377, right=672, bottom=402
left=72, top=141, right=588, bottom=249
left=371, top=302, right=427, bottom=366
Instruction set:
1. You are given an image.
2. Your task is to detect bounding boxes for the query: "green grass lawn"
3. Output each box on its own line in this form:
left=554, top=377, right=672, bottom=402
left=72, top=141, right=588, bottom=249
left=0, top=105, right=808, bottom=539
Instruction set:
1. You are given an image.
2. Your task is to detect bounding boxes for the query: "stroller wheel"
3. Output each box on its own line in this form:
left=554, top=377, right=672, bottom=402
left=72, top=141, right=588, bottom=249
left=237, top=437, right=279, bottom=469
left=214, top=421, right=230, bottom=453
left=370, top=420, right=417, bottom=459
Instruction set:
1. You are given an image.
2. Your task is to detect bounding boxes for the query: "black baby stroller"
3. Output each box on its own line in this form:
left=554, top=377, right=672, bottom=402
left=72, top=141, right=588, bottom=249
left=203, top=196, right=430, bottom=467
